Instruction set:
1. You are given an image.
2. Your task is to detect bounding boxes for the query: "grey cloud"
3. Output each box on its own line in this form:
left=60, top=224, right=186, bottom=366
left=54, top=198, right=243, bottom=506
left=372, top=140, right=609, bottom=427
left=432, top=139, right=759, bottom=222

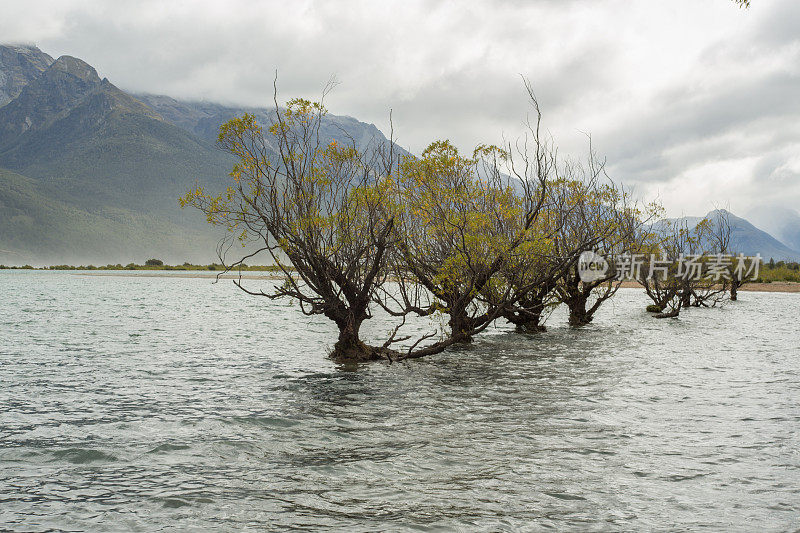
left=602, top=68, right=800, bottom=183
left=1, top=0, right=798, bottom=216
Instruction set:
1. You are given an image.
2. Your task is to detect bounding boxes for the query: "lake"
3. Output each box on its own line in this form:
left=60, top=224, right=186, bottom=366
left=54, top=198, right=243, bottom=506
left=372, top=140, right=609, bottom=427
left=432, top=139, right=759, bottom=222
left=1, top=270, right=798, bottom=531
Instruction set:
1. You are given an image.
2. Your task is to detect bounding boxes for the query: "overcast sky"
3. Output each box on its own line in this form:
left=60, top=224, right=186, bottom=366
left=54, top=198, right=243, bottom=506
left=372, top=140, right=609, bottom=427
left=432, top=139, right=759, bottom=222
left=3, top=0, right=798, bottom=217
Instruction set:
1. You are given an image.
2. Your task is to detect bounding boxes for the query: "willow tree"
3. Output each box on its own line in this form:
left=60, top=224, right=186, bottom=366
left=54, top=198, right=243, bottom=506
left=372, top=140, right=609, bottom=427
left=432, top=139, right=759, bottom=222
left=677, top=218, right=732, bottom=309
left=491, top=225, right=561, bottom=333
left=487, top=153, right=649, bottom=331
left=383, top=140, right=540, bottom=345
left=638, top=221, right=689, bottom=318
left=699, top=209, right=751, bottom=301
left=181, top=95, right=404, bottom=361
left=552, top=174, right=653, bottom=326
left=488, top=178, right=580, bottom=333
left=638, top=217, right=727, bottom=318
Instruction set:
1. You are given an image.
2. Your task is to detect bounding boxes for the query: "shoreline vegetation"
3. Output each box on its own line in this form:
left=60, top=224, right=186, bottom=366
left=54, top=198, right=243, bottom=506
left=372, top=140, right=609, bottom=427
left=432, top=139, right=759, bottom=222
left=0, top=264, right=798, bottom=293
left=1, top=260, right=799, bottom=282
left=0, top=261, right=284, bottom=272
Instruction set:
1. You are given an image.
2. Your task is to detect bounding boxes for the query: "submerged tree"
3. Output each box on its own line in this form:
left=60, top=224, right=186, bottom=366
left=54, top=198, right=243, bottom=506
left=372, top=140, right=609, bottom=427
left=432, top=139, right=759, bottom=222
left=489, top=177, right=601, bottom=333
left=382, top=140, right=543, bottom=347
left=380, top=89, right=556, bottom=350
left=638, top=219, right=694, bottom=318
left=639, top=214, right=733, bottom=318
left=182, top=90, right=406, bottom=361
left=491, top=227, right=561, bottom=333
left=489, top=146, right=652, bottom=331
left=550, top=164, right=651, bottom=326
left=700, top=209, right=755, bottom=301
left=183, top=81, right=667, bottom=361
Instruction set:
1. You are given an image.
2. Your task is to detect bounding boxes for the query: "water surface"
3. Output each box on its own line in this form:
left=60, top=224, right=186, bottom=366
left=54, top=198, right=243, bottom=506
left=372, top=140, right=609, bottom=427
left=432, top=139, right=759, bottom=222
left=1, top=270, right=798, bottom=531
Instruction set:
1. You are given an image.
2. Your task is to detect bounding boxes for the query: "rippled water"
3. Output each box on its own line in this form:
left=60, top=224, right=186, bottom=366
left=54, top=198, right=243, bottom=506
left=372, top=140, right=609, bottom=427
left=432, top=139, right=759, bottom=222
left=1, top=270, right=798, bottom=531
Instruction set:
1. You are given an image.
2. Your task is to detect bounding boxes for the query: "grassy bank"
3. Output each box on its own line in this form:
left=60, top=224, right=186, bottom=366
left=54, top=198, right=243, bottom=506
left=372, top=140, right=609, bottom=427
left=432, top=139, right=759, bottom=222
left=0, top=262, right=285, bottom=272
left=1, top=260, right=798, bottom=281
left=756, top=261, right=800, bottom=283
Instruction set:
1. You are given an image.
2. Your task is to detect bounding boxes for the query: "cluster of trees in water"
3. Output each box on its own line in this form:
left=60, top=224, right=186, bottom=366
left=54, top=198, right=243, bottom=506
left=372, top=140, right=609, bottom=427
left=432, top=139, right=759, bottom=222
left=181, top=87, right=755, bottom=362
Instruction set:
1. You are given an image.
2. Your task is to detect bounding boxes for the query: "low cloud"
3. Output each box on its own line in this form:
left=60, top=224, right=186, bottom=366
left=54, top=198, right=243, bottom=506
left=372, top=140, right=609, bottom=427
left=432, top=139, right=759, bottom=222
left=1, top=0, right=797, bottom=217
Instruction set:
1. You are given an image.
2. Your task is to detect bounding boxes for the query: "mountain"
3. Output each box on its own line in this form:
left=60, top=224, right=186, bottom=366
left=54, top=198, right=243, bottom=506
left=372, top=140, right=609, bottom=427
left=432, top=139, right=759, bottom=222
left=659, top=209, right=800, bottom=262
left=0, top=44, right=54, bottom=107
left=0, top=44, right=399, bottom=265
left=745, top=206, right=800, bottom=254
left=0, top=167, right=218, bottom=264
left=0, top=53, right=234, bottom=216
left=136, top=93, right=402, bottom=151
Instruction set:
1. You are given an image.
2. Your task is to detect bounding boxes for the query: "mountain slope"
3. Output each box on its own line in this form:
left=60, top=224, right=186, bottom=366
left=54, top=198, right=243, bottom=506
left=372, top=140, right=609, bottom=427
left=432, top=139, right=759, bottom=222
left=0, top=44, right=404, bottom=265
left=746, top=206, right=800, bottom=254
left=0, top=54, right=235, bottom=218
left=660, top=209, right=800, bottom=261
left=0, top=44, right=54, bottom=107
left=136, top=93, right=410, bottom=157
left=0, top=167, right=225, bottom=265
left=0, top=55, right=106, bottom=147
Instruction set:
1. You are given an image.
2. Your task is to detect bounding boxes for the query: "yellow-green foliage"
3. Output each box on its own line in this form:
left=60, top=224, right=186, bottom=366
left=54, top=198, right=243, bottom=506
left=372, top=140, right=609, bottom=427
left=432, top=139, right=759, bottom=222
left=388, top=140, right=528, bottom=297
left=181, top=96, right=394, bottom=290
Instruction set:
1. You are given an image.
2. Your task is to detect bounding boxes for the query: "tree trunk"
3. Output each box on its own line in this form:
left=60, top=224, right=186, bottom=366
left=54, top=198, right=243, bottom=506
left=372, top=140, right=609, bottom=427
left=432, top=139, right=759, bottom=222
left=730, top=279, right=739, bottom=301
left=654, top=307, right=680, bottom=318
left=330, top=314, right=385, bottom=362
left=680, top=289, right=691, bottom=308
left=567, top=294, right=592, bottom=326
left=508, top=310, right=546, bottom=333
left=516, top=315, right=546, bottom=333
left=449, top=309, right=474, bottom=343
left=504, top=292, right=548, bottom=333
left=654, top=299, right=681, bottom=318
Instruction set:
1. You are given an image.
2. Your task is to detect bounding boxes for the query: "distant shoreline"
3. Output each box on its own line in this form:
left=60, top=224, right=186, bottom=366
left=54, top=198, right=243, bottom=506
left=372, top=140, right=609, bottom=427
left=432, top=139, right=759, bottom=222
left=74, top=271, right=286, bottom=280
left=616, top=280, right=800, bottom=294
left=64, top=271, right=800, bottom=294
left=1, top=268, right=797, bottom=293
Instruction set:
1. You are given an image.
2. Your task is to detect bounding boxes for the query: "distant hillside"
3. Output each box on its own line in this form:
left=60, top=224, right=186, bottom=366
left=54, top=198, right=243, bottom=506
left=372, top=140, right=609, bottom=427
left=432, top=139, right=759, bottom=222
left=0, top=53, right=235, bottom=217
left=746, top=206, right=800, bottom=254
left=0, top=44, right=400, bottom=265
left=658, top=209, right=800, bottom=262
left=0, top=44, right=53, bottom=107
left=136, top=93, right=403, bottom=153
left=0, top=167, right=223, bottom=265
